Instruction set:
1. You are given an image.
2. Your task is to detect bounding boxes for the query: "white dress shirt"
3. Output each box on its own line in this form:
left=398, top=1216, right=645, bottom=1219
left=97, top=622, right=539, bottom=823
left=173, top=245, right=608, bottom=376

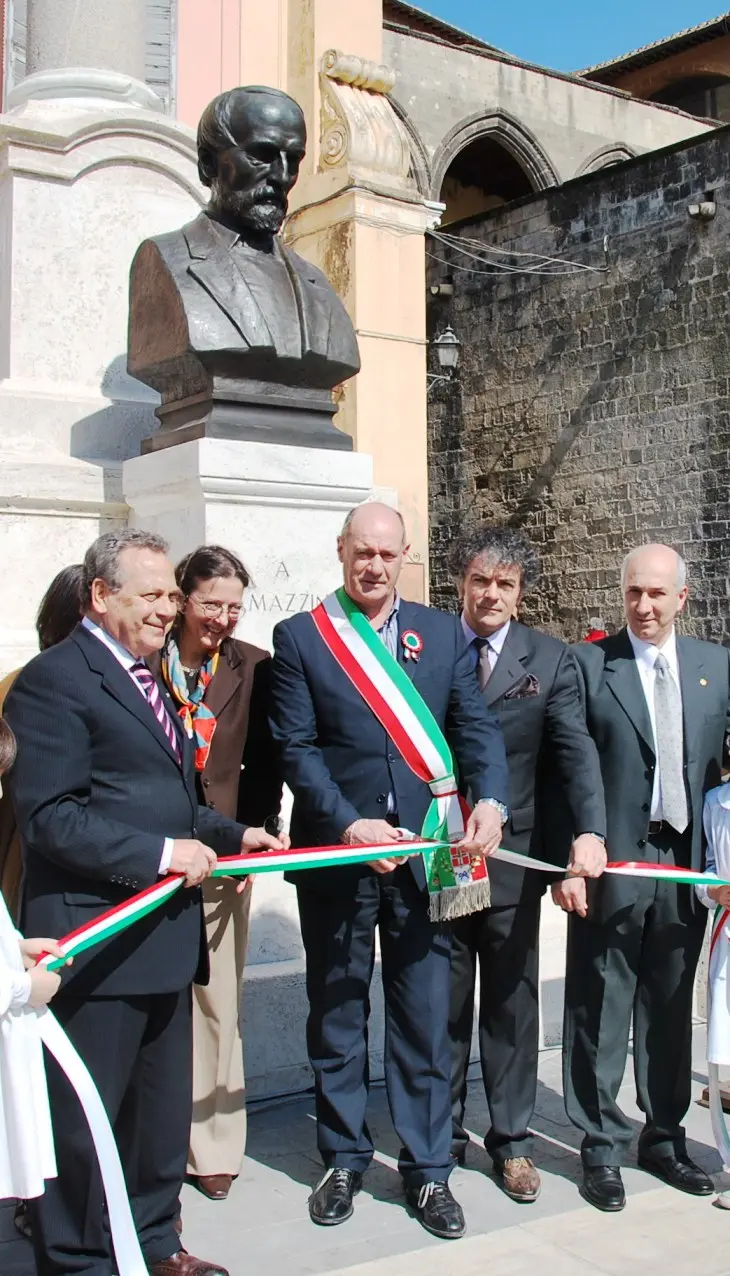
left=627, top=626, right=682, bottom=821
left=81, top=617, right=173, bottom=873
left=461, top=615, right=511, bottom=672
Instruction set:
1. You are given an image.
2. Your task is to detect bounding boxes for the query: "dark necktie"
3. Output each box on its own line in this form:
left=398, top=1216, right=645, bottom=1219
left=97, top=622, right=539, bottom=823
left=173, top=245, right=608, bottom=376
left=131, top=661, right=181, bottom=762
left=473, top=636, right=493, bottom=693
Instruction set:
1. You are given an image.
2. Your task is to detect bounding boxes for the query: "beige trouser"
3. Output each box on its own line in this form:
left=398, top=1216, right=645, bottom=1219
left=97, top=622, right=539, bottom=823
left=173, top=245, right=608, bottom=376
left=187, top=877, right=252, bottom=1177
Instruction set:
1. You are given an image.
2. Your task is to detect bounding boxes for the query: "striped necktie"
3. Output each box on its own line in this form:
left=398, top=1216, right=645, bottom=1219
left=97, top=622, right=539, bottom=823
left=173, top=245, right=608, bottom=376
left=131, top=661, right=181, bottom=762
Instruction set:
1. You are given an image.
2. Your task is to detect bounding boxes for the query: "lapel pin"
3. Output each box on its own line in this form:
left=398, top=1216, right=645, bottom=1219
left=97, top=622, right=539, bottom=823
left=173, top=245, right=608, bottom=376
left=700, top=678, right=708, bottom=686
left=401, top=630, right=423, bottom=662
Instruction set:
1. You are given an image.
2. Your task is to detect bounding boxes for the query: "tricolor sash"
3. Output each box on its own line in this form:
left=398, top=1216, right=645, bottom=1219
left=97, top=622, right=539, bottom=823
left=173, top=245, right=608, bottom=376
left=311, top=588, right=490, bottom=920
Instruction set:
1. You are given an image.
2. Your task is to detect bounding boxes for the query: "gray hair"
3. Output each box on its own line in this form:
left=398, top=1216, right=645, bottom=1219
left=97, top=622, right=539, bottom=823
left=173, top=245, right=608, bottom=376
left=449, top=525, right=540, bottom=592
left=83, top=529, right=169, bottom=606
left=620, top=545, right=687, bottom=591
left=339, top=504, right=406, bottom=542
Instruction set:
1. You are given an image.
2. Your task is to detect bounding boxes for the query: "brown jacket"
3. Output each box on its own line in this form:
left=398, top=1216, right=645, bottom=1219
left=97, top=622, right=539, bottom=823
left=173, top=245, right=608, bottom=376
left=154, top=638, right=282, bottom=827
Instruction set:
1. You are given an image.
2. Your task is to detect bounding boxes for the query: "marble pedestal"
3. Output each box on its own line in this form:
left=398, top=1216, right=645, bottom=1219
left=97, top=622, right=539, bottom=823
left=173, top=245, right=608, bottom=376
left=123, top=436, right=391, bottom=1096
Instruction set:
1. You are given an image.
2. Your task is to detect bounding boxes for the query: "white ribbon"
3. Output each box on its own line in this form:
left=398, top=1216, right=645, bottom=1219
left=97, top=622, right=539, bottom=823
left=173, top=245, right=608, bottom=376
left=38, top=1011, right=147, bottom=1276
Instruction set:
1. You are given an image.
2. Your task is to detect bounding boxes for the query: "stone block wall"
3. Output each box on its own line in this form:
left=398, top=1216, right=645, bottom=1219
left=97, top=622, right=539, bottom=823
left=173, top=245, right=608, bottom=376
left=427, top=125, right=730, bottom=639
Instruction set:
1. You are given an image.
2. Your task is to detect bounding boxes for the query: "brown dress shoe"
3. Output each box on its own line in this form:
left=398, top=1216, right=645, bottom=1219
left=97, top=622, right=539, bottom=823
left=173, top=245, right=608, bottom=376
left=495, top=1156, right=541, bottom=1202
left=148, top=1250, right=229, bottom=1276
left=193, top=1174, right=233, bottom=1201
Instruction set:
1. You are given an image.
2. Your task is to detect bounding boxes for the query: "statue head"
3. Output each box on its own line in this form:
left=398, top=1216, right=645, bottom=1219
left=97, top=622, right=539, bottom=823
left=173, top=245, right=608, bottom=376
left=197, top=86, right=307, bottom=237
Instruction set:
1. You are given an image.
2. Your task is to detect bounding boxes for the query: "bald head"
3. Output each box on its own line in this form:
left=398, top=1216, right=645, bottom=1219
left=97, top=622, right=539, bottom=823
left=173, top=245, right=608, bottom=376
left=621, top=543, right=688, bottom=646
left=338, top=503, right=409, bottom=621
left=621, top=544, right=686, bottom=592
left=340, top=502, right=406, bottom=545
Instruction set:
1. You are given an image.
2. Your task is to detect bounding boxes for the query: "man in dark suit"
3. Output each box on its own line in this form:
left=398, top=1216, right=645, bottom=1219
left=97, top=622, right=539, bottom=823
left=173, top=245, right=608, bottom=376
left=128, top=86, right=360, bottom=447
left=447, top=526, right=607, bottom=1203
left=5, top=529, right=280, bottom=1276
left=556, top=543, right=730, bottom=1211
left=269, top=503, right=509, bottom=1240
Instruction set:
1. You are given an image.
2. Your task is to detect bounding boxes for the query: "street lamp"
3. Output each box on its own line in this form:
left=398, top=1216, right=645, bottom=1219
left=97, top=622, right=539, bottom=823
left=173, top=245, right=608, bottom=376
left=427, top=325, right=461, bottom=391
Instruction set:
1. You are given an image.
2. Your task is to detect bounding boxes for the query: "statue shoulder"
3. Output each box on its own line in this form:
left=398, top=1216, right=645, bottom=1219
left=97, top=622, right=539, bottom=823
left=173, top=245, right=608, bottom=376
left=131, top=213, right=207, bottom=275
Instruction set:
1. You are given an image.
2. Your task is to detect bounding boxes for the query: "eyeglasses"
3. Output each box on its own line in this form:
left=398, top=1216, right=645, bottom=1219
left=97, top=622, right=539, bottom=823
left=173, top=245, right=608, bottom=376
left=188, top=596, right=243, bottom=620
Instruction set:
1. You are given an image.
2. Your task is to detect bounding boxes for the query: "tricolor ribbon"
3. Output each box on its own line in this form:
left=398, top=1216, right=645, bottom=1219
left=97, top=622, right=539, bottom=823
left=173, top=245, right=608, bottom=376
left=39, top=843, right=730, bottom=973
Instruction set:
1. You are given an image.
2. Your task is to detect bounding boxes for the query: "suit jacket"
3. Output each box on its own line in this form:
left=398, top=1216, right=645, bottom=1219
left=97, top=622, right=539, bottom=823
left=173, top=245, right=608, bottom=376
left=269, top=599, right=509, bottom=897
left=571, top=628, right=730, bottom=874
left=152, top=637, right=282, bottom=826
left=128, top=212, right=361, bottom=397
left=4, top=624, right=247, bottom=999
left=474, top=621, right=606, bottom=908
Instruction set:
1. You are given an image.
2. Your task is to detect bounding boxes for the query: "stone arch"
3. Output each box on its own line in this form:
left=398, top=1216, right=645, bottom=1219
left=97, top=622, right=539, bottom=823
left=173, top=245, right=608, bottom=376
left=430, top=108, right=560, bottom=201
left=388, top=94, right=432, bottom=196
left=576, top=144, right=636, bottom=177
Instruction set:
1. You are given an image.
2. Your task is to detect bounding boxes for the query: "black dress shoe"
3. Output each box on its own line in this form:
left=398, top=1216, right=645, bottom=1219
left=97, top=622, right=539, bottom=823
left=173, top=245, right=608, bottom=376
left=637, top=1153, right=713, bottom=1196
left=580, top=1166, right=626, bottom=1212
left=309, top=1168, right=362, bottom=1226
left=405, top=1181, right=466, bottom=1239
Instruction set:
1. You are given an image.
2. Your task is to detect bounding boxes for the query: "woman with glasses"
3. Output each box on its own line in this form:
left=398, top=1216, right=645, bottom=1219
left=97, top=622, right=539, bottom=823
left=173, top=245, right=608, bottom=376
left=157, top=545, right=282, bottom=1204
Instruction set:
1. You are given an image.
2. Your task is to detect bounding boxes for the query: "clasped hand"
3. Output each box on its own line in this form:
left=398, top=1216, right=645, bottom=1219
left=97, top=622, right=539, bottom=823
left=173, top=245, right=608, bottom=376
left=551, top=833, right=607, bottom=918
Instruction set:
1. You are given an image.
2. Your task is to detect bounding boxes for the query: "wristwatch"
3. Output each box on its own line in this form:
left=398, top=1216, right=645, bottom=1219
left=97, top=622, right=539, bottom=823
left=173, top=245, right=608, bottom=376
left=476, top=797, right=509, bottom=825
left=578, top=831, right=606, bottom=844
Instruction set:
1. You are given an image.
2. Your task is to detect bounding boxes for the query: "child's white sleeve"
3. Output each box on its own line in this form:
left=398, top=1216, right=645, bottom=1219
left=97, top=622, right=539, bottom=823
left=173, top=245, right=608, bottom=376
left=699, top=792, right=724, bottom=910
left=0, top=960, right=32, bottom=1016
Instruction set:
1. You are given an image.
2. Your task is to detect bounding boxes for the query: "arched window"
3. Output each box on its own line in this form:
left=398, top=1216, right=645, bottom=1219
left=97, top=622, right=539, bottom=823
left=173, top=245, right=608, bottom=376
left=651, top=75, right=730, bottom=123
left=439, top=135, right=534, bottom=226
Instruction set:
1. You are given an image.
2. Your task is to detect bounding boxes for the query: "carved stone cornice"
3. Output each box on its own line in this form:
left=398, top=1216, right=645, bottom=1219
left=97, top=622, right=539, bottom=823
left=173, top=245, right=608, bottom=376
left=319, top=48, right=412, bottom=186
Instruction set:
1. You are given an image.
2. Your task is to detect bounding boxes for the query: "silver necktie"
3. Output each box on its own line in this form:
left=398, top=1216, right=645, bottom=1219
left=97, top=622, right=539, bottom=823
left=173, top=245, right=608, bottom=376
left=653, top=652, right=688, bottom=833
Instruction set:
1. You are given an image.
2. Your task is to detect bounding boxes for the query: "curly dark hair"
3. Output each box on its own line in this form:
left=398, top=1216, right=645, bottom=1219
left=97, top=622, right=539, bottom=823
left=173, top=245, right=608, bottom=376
left=448, top=525, right=540, bottom=593
left=0, top=719, right=17, bottom=775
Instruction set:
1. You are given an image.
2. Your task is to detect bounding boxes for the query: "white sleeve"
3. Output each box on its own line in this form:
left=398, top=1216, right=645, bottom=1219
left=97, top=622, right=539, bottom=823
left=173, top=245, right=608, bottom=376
left=698, top=794, right=725, bottom=910
left=0, top=961, right=32, bottom=1015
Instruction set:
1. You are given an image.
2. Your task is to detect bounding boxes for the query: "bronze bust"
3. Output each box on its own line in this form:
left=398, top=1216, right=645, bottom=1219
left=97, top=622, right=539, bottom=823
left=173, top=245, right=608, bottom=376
left=128, top=86, right=360, bottom=451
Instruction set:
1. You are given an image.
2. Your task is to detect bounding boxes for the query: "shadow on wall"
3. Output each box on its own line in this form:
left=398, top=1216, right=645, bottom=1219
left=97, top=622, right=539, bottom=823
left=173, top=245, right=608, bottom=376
left=69, top=353, right=159, bottom=465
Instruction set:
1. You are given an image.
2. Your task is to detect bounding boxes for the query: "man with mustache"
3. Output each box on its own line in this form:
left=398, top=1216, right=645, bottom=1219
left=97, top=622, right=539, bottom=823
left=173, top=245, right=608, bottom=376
left=128, top=86, right=360, bottom=437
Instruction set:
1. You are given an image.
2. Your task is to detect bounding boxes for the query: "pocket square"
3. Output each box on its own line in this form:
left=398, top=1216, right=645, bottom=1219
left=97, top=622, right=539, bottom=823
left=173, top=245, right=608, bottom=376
left=503, top=673, right=541, bottom=700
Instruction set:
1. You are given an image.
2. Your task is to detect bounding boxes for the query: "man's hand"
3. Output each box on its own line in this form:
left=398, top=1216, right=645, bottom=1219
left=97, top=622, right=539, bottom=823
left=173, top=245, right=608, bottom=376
left=568, top=834, right=607, bottom=879
left=19, top=938, right=71, bottom=971
left=169, top=839, right=217, bottom=887
left=343, top=818, right=406, bottom=876
left=236, top=827, right=291, bottom=893
left=241, top=827, right=289, bottom=853
left=455, top=802, right=503, bottom=857
left=551, top=878, right=588, bottom=917
left=709, top=884, right=730, bottom=908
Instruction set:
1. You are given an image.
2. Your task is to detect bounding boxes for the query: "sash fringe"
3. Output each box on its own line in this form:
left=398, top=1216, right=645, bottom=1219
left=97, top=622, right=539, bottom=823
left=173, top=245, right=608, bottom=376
left=428, top=877, right=491, bottom=922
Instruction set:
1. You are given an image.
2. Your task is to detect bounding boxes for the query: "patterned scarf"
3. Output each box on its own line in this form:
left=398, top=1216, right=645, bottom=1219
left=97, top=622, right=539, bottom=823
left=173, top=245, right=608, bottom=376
left=162, top=638, right=219, bottom=771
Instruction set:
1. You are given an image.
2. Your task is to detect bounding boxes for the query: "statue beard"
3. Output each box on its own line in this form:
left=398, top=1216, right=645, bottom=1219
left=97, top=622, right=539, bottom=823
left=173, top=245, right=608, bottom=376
left=210, top=180, right=288, bottom=235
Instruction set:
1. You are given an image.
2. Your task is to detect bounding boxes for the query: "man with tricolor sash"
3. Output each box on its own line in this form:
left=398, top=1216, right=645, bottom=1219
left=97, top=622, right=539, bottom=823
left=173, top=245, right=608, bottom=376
left=269, top=502, right=510, bottom=1240
left=557, top=543, right=730, bottom=1213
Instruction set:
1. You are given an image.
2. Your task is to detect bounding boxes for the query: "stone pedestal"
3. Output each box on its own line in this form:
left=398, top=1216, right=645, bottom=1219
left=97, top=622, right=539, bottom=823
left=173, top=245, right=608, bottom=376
left=123, top=436, right=393, bottom=1097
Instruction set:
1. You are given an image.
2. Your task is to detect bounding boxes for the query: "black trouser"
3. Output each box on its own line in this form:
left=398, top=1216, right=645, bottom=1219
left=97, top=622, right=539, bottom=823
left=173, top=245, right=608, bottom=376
left=449, top=897, right=541, bottom=1164
left=31, top=989, right=192, bottom=1276
left=563, top=827, right=707, bottom=1167
left=297, top=864, right=453, bottom=1188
